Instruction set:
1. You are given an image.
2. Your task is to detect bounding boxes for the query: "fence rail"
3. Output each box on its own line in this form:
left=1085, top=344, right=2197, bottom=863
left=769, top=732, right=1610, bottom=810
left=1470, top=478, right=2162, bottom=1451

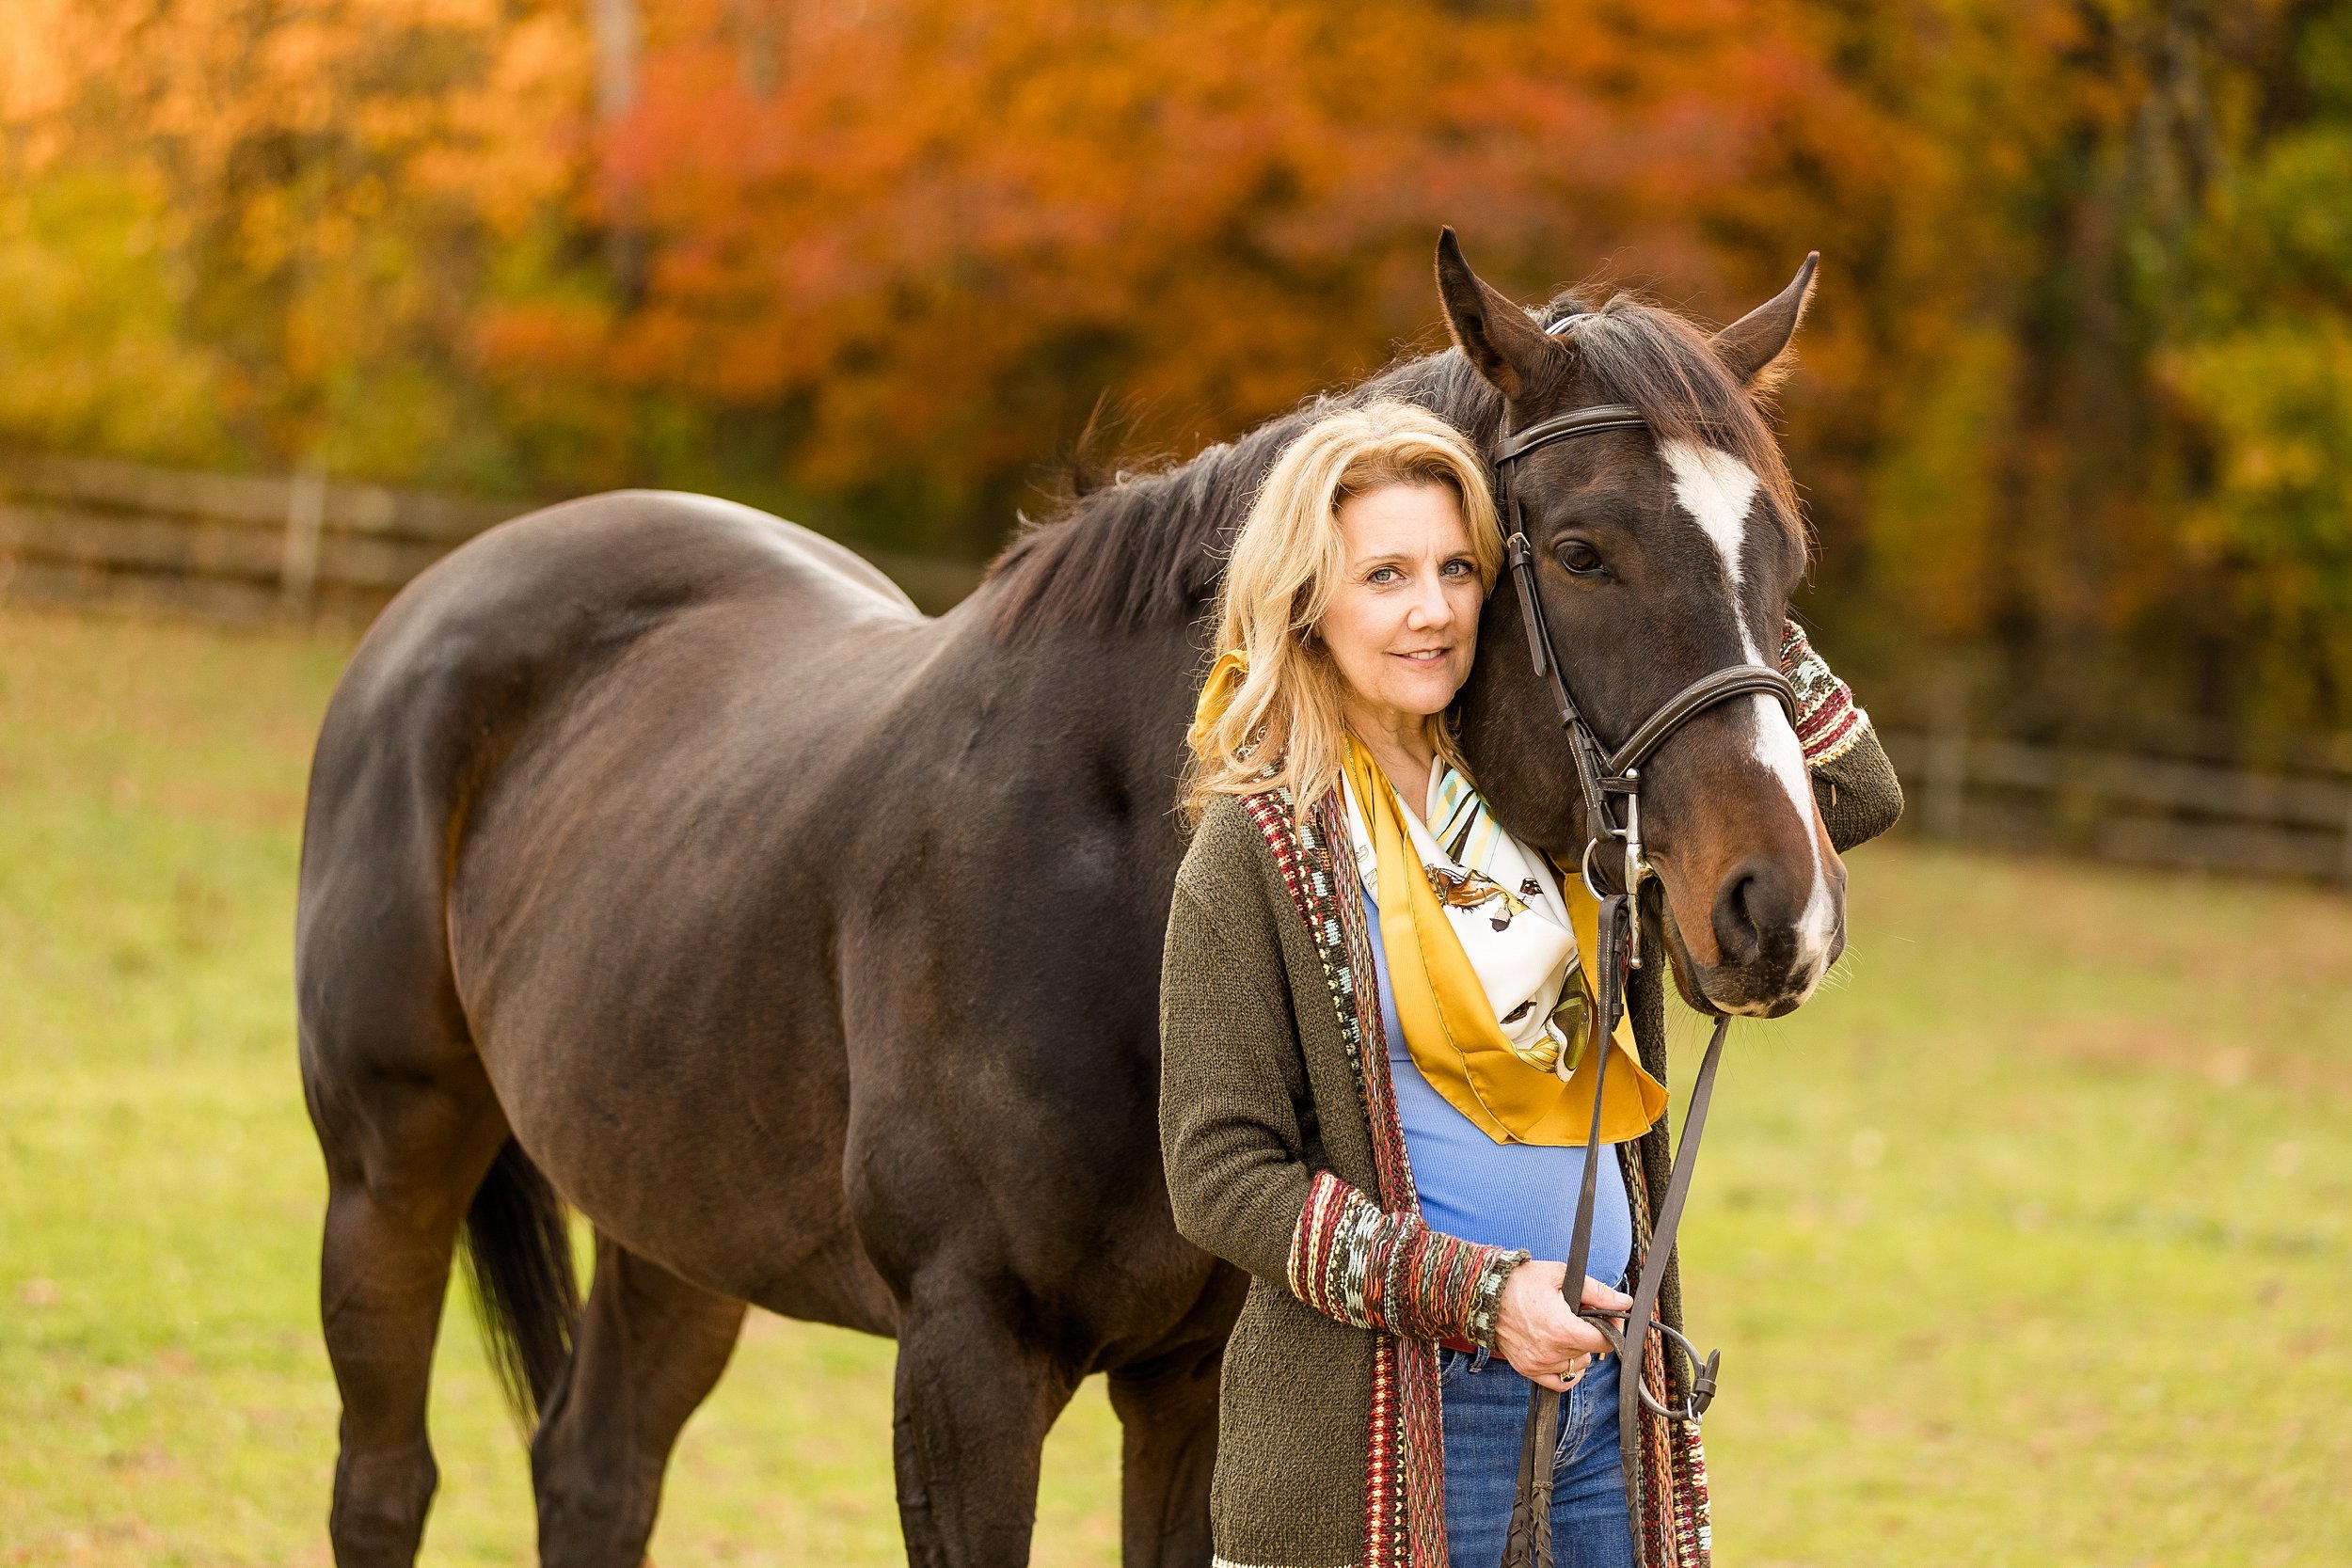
left=1880, top=727, right=2352, bottom=883
left=0, top=451, right=978, bottom=620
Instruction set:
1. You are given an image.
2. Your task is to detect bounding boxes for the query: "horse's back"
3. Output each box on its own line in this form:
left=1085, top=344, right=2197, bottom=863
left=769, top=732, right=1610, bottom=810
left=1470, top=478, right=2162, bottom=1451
left=339, top=489, right=915, bottom=704
left=303, top=491, right=936, bottom=1325
left=305, top=488, right=922, bottom=913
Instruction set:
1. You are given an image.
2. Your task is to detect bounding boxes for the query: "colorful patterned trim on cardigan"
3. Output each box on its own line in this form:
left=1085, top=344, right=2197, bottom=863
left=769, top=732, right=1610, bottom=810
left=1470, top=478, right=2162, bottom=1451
left=1780, top=620, right=1869, bottom=768
left=1242, top=787, right=1446, bottom=1568
left=1288, top=1170, right=1526, bottom=1345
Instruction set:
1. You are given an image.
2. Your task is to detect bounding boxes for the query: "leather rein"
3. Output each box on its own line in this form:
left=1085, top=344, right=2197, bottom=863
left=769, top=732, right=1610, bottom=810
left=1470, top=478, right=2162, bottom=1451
left=1487, top=388, right=1797, bottom=1568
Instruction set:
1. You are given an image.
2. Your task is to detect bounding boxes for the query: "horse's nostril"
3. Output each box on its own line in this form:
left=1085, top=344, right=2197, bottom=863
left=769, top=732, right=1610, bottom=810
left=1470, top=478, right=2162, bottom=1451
left=1711, top=865, right=1766, bottom=968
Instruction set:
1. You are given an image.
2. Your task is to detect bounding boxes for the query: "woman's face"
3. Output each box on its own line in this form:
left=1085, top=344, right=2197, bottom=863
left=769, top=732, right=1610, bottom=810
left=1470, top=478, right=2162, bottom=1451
left=1318, top=482, right=1485, bottom=726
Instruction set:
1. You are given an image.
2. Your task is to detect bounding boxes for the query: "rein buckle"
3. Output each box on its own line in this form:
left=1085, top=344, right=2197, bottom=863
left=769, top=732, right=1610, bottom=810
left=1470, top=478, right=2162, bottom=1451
left=1576, top=1307, right=1722, bottom=1429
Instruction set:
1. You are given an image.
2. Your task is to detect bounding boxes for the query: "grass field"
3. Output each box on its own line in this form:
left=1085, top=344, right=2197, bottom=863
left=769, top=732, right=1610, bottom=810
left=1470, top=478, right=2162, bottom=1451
left=2, top=604, right=2347, bottom=1567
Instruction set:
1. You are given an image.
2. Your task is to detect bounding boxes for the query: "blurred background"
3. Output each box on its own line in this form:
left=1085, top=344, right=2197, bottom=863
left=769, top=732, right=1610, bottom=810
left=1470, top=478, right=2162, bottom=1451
left=7, top=0, right=2352, bottom=746
left=2, top=2, right=2349, bottom=1564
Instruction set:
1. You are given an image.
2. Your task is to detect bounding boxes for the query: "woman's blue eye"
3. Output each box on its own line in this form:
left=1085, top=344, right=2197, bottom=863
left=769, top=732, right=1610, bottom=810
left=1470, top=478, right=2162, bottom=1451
left=1369, top=566, right=1400, bottom=584
left=1441, top=559, right=1473, bottom=577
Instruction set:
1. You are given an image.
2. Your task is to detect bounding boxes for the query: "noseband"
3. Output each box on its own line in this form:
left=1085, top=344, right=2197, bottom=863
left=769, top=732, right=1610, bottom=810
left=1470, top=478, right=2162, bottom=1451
left=1488, top=391, right=1796, bottom=1568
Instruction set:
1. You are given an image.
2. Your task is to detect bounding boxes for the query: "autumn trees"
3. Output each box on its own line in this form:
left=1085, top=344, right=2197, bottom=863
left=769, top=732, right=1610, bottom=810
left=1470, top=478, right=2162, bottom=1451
left=4, top=0, right=2349, bottom=743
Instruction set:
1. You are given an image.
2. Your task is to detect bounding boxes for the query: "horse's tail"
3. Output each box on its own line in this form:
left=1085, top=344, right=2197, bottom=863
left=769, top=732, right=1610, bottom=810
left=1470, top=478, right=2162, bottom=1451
left=461, top=1138, right=581, bottom=1432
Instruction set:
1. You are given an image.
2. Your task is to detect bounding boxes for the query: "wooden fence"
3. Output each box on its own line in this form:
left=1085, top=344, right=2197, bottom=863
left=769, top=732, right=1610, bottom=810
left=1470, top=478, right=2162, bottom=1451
left=1879, top=727, right=2352, bottom=883
left=0, top=451, right=980, bottom=622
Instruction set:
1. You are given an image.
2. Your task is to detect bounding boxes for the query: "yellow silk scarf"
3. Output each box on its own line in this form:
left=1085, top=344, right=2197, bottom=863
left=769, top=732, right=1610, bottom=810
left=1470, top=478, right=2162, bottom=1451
left=1340, top=737, right=1666, bottom=1147
left=1186, top=647, right=1250, bottom=757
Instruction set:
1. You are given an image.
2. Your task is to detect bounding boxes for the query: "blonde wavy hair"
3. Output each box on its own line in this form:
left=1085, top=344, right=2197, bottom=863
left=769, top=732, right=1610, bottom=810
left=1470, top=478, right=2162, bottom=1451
left=1184, top=400, right=1503, bottom=821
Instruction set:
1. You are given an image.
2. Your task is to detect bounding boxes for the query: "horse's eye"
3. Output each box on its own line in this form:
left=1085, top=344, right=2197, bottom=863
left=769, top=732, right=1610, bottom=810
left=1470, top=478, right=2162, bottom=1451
left=1555, top=539, right=1605, bottom=577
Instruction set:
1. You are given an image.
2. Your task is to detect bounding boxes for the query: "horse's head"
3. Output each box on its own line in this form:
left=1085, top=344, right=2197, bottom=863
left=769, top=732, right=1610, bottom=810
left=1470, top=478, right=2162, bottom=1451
left=1442, top=231, right=1842, bottom=1019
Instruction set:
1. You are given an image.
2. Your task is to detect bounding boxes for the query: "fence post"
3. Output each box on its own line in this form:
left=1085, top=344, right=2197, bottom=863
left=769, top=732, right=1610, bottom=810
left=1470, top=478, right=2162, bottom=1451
left=281, top=456, right=326, bottom=614
left=1926, top=678, right=1968, bottom=840
left=591, top=0, right=644, bottom=300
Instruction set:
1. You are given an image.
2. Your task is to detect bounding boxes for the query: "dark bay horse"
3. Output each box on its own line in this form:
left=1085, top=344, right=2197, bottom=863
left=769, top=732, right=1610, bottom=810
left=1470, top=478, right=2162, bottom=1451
left=296, top=231, right=1839, bottom=1568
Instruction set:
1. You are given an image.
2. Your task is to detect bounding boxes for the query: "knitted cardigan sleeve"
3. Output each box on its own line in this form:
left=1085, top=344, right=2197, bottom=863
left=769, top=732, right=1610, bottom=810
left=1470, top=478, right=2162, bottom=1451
left=1286, top=1169, right=1522, bottom=1346
left=1160, top=860, right=1522, bottom=1349
left=1782, top=621, right=1904, bottom=852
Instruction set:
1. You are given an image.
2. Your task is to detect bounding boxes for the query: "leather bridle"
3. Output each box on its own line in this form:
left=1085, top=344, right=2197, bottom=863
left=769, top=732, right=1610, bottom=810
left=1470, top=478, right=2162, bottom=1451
left=1487, top=377, right=1798, bottom=1568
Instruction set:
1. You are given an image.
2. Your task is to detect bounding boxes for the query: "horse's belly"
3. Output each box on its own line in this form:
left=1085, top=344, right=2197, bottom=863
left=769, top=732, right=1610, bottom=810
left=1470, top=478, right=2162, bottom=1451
left=483, top=963, right=892, bottom=1327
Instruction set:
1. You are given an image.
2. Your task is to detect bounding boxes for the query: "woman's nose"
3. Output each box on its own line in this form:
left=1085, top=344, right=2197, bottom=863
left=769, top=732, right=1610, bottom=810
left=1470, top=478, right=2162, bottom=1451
left=1404, top=580, right=1454, bottom=628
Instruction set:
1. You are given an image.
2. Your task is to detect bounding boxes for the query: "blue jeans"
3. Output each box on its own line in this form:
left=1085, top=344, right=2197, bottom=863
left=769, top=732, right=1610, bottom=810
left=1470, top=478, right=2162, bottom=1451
left=1437, top=1346, right=1635, bottom=1568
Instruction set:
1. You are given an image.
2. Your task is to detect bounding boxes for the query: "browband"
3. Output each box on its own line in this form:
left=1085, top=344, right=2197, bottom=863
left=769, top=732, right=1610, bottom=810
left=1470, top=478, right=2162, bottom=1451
left=1492, top=402, right=1646, bottom=464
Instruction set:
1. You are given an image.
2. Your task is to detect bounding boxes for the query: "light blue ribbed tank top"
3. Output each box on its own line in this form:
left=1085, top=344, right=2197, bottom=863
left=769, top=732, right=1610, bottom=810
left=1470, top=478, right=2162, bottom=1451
left=1362, top=889, right=1633, bottom=1290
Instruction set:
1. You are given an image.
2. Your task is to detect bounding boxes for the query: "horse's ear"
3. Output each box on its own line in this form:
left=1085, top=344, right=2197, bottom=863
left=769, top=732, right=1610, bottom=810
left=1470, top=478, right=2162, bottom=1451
left=1435, top=228, right=1558, bottom=403
left=1710, top=252, right=1820, bottom=388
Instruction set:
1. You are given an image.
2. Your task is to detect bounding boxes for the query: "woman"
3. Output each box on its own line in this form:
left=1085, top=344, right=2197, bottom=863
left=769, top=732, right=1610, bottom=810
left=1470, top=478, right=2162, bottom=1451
left=1159, top=400, right=1890, bottom=1568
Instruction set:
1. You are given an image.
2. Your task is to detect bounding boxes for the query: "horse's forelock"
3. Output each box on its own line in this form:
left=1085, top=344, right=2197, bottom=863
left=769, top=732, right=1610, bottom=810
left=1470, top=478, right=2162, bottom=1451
left=1538, top=293, right=1805, bottom=556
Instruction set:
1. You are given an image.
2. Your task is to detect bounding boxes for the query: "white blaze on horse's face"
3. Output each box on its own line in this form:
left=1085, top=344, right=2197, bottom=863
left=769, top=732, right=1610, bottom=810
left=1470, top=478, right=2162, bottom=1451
left=1661, top=443, right=1763, bottom=657
left=1661, top=439, right=1840, bottom=1006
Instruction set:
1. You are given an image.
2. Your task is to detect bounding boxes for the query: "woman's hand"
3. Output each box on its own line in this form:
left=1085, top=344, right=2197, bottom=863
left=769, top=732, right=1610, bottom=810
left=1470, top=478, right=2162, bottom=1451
left=1494, top=1262, right=1631, bottom=1392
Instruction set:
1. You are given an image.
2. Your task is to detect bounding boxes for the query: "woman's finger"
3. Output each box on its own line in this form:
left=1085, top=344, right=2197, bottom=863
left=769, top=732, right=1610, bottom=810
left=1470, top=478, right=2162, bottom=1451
left=1556, top=1315, right=1613, bottom=1358
left=1533, top=1356, right=1592, bottom=1394
left=1579, top=1275, right=1633, bottom=1314
left=1530, top=1323, right=1607, bottom=1361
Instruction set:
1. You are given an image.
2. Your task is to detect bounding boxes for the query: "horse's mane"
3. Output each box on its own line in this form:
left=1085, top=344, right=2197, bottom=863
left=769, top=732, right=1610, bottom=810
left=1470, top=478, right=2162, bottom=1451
left=984, top=289, right=1800, bottom=642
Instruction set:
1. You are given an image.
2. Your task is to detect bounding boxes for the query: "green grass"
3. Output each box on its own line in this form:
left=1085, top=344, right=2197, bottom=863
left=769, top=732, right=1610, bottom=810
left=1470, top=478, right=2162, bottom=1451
left=2, top=604, right=2346, bottom=1565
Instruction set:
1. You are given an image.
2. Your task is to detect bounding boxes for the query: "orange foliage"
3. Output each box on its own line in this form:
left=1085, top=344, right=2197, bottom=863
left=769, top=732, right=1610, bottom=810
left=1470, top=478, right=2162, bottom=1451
left=0, top=0, right=590, bottom=470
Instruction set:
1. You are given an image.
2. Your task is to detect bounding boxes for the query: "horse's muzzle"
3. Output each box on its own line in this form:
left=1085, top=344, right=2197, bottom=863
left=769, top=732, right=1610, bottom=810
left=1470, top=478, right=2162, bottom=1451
left=1661, top=851, right=1845, bottom=1018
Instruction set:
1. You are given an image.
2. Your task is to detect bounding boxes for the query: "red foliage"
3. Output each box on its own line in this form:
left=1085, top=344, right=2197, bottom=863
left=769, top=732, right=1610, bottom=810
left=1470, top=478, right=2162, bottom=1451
left=518, top=0, right=1882, bottom=527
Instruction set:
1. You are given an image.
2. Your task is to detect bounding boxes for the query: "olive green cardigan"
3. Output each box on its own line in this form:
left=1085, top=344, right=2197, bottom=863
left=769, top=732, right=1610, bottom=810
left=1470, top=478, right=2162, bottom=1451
left=1159, top=726, right=1900, bottom=1568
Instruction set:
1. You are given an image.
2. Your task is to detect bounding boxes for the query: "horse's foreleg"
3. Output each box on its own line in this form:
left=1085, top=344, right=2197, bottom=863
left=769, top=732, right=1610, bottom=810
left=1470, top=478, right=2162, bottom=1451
left=532, top=1234, right=748, bottom=1568
left=889, top=1289, right=1080, bottom=1568
left=1108, top=1345, right=1222, bottom=1568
